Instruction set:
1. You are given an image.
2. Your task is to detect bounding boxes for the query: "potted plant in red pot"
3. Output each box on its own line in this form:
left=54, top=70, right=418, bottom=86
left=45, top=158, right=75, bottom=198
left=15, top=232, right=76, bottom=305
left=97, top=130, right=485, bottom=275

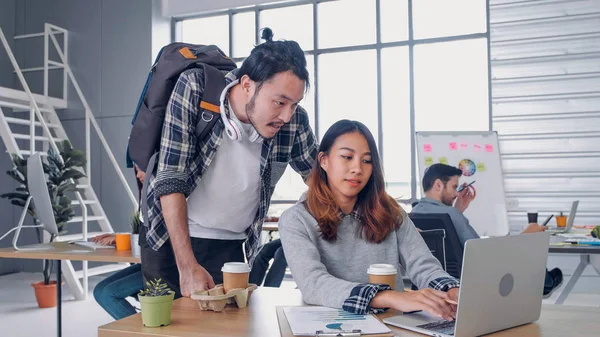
left=1, top=140, right=86, bottom=308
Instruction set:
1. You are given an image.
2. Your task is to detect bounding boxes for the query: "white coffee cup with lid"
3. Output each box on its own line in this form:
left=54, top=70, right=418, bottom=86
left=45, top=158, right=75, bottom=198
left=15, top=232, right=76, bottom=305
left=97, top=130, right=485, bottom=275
left=222, top=262, right=251, bottom=293
left=367, top=264, right=397, bottom=290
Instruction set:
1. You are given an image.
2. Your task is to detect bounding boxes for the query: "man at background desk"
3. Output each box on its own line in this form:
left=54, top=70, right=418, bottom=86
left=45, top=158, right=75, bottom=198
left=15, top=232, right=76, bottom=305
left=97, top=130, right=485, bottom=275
left=411, top=163, right=563, bottom=298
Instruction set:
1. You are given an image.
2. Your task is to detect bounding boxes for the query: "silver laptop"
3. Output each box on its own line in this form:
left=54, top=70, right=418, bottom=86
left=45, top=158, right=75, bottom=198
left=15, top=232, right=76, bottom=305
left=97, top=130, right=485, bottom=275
left=546, top=200, right=579, bottom=234
left=384, top=233, right=550, bottom=337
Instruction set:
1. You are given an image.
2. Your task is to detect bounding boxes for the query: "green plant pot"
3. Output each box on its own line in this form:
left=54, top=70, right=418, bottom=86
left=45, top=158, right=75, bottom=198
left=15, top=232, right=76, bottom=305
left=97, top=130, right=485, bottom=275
left=139, top=291, right=175, bottom=327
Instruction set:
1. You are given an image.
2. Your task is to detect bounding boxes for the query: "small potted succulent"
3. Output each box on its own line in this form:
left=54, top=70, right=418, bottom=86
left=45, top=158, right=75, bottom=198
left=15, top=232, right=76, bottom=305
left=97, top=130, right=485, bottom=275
left=138, top=278, right=175, bottom=327
left=130, top=209, right=142, bottom=256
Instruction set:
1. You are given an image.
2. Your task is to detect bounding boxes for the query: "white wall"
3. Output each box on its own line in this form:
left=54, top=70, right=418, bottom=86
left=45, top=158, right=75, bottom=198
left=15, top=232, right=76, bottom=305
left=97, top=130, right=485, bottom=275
left=491, top=0, right=600, bottom=232
left=153, top=0, right=172, bottom=60
left=490, top=0, right=600, bottom=290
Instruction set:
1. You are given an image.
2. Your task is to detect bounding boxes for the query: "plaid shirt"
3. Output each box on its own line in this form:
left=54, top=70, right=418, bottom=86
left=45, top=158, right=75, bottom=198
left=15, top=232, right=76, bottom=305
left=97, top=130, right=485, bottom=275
left=342, top=278, right=460, bottom=315
left=144, top=68, right=318, bottom=264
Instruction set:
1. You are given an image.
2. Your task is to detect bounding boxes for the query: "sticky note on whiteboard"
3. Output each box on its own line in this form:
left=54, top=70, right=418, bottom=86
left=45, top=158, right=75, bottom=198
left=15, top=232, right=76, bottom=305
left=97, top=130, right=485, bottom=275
left=485, top=144, right=493, bottom=152
left=449, top=142, right=458, bottom=150
left=460, top=143, right=468, bottom=149
left=424, top=144, right=432, bottom=152
left=425, top=157, right=433, bottom=167
left=439, top=157, right=448, bottom=165
left=477, top=162, right=486, bottom=172
left=474, top=144, right=482, bottom=151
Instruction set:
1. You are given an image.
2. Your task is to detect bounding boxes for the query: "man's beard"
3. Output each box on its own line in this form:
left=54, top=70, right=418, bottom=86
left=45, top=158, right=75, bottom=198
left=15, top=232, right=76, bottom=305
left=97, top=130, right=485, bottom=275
left=245, top=91, right=267, bottom=139
left=441, top=195, right=455, bottom=207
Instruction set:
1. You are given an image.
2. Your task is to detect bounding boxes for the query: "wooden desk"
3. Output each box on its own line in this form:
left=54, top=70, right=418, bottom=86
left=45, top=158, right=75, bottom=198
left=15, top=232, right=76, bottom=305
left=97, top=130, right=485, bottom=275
left=0, top=242, right=139, bottom=337
left=0, top=241, right=140, bottom=263
left=262, top=222, right=279, bottom=232
left=99, top=287, right=303, bottom=337
left=548, top=243, right=600, bottom=305
left=98, top=288, right=600, bottom=337
left=262, top=222, right=279, bottom=242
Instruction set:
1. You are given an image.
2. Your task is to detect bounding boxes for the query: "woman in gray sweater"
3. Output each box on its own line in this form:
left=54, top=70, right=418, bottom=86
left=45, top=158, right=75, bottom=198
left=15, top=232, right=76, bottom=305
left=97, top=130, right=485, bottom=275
left=279, top=120, right=459, bottom=321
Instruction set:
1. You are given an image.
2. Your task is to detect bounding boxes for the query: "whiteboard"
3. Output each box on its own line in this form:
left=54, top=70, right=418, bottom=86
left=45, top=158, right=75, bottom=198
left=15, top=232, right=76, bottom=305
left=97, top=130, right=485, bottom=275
left=415, top=131, right=509, bottom=237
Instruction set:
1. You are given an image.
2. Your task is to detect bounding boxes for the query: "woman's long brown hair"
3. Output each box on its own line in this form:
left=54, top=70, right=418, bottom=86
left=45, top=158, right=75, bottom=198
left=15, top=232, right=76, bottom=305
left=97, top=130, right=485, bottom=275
left=304, top=120, right=404, bottom=243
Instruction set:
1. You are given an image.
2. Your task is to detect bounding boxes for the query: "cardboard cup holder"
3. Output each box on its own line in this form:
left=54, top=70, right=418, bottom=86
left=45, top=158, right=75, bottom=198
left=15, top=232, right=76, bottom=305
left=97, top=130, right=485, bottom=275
left=190, top=284, right=258, bottom=312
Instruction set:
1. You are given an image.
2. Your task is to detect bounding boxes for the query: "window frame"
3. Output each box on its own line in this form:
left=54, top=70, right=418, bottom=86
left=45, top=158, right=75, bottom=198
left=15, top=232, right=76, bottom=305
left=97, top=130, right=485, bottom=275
left=173, top=0, right=492, bottom=207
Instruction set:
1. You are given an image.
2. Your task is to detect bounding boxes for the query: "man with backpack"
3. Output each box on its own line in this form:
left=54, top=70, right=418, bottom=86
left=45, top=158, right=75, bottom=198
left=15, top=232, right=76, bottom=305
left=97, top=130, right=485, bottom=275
left=131, top=28, right=317, bottom=298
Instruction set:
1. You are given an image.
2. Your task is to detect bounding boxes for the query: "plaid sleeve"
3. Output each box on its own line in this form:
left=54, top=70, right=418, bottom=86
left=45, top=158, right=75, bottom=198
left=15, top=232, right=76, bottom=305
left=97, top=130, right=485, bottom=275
left=288, top=106, right=318, bottom=181
left=154, top=70, right=202, bottom=198
left=342, top=283, right=393, bottom=315
left=429, top=277, right=460, bottom=291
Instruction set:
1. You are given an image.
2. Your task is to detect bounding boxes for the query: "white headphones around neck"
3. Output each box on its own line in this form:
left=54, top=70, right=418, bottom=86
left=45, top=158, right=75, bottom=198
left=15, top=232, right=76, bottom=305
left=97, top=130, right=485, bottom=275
left=219, top=80, right=263, bottom=143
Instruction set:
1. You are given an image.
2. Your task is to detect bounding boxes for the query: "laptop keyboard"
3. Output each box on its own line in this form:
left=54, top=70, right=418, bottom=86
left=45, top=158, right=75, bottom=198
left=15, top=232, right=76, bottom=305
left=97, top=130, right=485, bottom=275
left=417, top=320, right=456, bottom=335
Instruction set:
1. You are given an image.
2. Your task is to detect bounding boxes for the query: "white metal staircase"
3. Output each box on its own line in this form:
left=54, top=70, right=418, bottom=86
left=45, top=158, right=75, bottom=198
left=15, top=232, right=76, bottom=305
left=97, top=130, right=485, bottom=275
left=0, top=24, right=138, bottom=300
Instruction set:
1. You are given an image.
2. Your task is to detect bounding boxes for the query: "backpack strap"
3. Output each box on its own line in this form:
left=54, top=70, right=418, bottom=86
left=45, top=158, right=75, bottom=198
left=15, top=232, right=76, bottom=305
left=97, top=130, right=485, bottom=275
left=196, top=64, right=228, bottom=141
left=141, top=65, right=229, bottom=226
left=141, top=151, right=158, bottom=227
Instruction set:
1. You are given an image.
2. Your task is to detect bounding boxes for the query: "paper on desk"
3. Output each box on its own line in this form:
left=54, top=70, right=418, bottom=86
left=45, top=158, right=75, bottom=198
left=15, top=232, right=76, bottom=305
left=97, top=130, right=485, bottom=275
left=69, top=241, right=115, bottom=249
left=556, top=234, right=590, bottom=239
left=283, top=306, right=391, bottom=336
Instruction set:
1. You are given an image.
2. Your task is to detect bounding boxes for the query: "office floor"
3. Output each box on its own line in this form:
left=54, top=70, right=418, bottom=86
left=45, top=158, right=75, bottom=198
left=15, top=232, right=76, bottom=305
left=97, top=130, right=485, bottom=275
left=0, top=272, right=598, bottom=337
left=0, top=272, right=298, bottom=337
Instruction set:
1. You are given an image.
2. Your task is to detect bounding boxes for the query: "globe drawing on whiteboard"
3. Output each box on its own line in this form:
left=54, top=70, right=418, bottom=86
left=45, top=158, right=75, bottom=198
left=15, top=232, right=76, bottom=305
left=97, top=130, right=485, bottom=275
left=459, top=159, right=476, bottom=176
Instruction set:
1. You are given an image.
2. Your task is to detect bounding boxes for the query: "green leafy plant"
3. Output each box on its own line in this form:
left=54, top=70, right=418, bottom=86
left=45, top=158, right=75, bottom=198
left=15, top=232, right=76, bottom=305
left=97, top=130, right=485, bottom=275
left=139, top=278, right=172, bottom=297
left=592, top=226, right=600, bottom=239
left=1, top=155, right=35, bottom=218
left=1, top=140, right=87, bottom=284
left=44, top=140, right=87, bottom=230
left=130, top=209, right=142, bottom=235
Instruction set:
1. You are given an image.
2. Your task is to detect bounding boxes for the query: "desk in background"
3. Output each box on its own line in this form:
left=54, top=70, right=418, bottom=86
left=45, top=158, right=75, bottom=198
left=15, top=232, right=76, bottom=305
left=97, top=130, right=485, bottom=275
left=262, top=221, right=279, bottom=242
left=99, top=287, right=600, bottom=337
left=0, top=242, right=140, bottom=337
left=262, top=222, right=279, bottom=233
left=548, top=242, right=600, bottom=304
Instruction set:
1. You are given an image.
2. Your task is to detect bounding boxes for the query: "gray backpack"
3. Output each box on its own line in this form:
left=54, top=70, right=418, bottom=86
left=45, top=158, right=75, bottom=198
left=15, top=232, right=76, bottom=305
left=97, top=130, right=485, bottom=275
left=127, top=43, right=236, bottom=223
left=127, top=43, right=237, bottom=173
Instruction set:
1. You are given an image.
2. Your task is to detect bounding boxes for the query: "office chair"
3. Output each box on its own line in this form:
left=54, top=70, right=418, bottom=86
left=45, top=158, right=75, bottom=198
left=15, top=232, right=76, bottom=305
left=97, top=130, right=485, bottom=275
left=409, top=213, right=464, bottom=279
left=419, top=229, right=447, bottom=271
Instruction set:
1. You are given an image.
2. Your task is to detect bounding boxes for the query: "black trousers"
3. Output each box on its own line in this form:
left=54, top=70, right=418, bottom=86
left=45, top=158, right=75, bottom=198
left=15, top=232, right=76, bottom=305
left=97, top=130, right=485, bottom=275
left=139, top=225, right=245, bottom=298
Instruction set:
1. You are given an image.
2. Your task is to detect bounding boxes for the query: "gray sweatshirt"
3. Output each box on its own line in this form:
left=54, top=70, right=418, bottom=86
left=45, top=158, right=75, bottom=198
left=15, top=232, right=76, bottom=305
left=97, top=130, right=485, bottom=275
left=279, top=202, right=454, bottom=309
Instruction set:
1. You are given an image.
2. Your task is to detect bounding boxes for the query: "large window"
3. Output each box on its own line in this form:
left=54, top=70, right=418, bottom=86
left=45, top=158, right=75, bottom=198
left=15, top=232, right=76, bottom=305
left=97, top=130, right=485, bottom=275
left=176, top=0, right=490, bottom=211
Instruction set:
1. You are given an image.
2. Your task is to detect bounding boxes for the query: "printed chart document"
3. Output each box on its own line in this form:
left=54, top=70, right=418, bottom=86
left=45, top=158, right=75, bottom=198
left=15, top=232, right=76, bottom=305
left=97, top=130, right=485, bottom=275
left=282, top=306, right=391, bottom=336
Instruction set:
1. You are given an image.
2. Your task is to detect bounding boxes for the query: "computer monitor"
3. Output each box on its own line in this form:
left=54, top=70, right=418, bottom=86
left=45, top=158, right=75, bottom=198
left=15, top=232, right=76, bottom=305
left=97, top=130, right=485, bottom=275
left=11, top=153, right=58, bottom=250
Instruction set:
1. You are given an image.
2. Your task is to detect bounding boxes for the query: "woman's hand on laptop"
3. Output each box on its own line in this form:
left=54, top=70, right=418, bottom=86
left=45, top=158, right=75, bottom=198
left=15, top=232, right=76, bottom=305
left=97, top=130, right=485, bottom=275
left=374, top=288, right=456, bottom=321
left=91, top=233, right=116, bottom=246
left=447, top=288, right=459, bottom=311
